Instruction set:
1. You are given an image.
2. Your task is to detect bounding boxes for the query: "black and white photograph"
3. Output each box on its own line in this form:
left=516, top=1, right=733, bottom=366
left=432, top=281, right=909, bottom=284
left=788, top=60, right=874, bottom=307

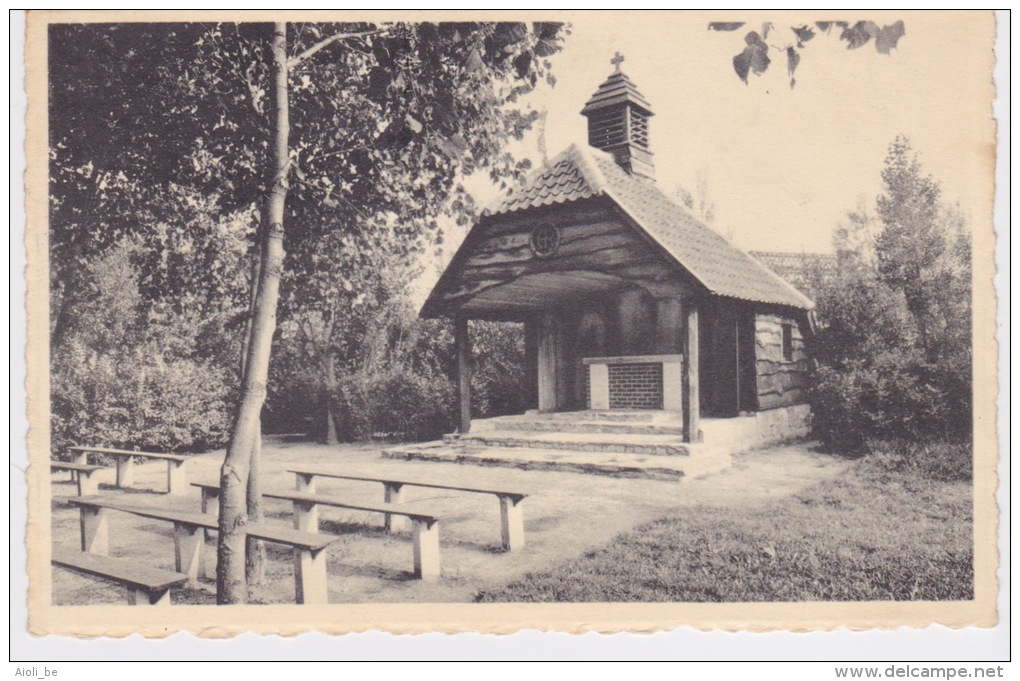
left=21, top=10, right=1000, bottom=641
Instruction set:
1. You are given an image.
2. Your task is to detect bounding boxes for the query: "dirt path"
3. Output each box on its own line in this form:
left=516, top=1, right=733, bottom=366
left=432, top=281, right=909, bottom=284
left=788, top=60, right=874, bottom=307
left=50, top=439, right=850, bottom=605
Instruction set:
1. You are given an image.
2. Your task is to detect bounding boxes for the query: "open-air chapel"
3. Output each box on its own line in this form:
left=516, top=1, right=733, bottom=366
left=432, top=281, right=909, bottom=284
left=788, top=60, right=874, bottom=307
left=50, top=57, right=823, bottom=609
left=402, top=59, right=816, bottom=476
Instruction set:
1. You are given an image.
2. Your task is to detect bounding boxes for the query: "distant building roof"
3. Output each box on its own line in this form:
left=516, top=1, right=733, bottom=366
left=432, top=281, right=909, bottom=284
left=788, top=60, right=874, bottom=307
left=749, top=250, right=838, bottom=295
left=484, top=144, right=814, bottom=310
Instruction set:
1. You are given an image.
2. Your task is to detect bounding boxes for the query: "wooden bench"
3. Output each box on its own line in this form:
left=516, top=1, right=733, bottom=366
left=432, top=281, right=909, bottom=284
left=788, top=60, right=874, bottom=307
left=193, top=483, right=443, bottom=580
left=287, top=468, right=529, bottom=552
left=51, top=460, right=106, bottom=496
left=69, top=446, right=190, bottom=496
left=66, top=496, right=337, bottom=604
left=52, top=548, right=189, bottom=606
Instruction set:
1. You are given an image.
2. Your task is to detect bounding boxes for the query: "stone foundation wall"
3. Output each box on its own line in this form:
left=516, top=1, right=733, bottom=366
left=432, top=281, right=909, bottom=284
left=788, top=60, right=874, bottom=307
left=700, top=403, right=813, bottom=453
left=754, top=403, right=813, bottom=447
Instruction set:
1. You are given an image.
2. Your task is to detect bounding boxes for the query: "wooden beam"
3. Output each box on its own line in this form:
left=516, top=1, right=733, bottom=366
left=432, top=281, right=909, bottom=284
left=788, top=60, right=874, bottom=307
left=455, top=317, right=472, bottom=434
left=683, top=303, right=700, bottom=443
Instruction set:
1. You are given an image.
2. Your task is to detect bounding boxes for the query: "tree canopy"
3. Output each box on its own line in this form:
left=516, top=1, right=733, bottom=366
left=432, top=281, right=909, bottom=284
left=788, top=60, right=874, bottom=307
left=48, top=19, right=567, bottom=603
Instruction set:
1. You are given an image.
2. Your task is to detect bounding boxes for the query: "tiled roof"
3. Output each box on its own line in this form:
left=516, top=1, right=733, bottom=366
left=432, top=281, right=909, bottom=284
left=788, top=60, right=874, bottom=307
left=485, top=145, right=814, bottom=310
left=485, top=152, right=598, bottom=215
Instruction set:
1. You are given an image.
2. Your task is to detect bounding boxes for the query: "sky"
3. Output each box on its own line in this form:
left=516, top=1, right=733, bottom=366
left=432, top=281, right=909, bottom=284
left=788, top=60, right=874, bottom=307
left=417, top=11, right=995, bottom=302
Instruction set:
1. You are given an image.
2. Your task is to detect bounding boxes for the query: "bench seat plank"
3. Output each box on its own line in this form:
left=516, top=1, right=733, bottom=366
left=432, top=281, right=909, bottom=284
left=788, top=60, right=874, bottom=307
left=51, top=461, right=106, bottom=473
left=194, top=483, right=441, bottom=580
left=287, top=468, right=527, bottom=552
left=52, top=548, right=188, bottom=591
left=67, top=497, right=335, bottom=551
left=287, top=467, right=527, bottom=500
left=69, top=446, right=186, bottom=463
left=262, top=490, right=439, bottom=523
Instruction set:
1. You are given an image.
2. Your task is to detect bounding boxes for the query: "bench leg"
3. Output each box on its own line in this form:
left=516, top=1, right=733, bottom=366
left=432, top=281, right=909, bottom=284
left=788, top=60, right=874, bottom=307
left=294, top=547, right=328, bottom=605
left=76, top=471, right=99, bottom=497
left=499, top=495, right=525, bottom=552
left=412, top=519, right=441, bottom=581
left=79, top=506, right=109, bottom=555
left=174, top=523, right=203, bottom=585
left=115, top=455, right=135, bottom=488
left=293, top=500, right=319, bottom=533
left=295, top=472, right=316, bottom=494
left=128, top=586, right=172, bottom=606
left=69, top=451, right=86, bottom=483
left=383, top=483, right=408, bottom=534
left=166, top=460, right=187, bottom=496
left=201, top=488, right=220, bottom=541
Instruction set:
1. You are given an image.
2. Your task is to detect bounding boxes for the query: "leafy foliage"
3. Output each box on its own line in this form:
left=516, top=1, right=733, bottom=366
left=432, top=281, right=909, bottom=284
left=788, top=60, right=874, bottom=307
left=51, top=238, right=236, bottom=455
left=710, top=20, right=906, bottom=88
left=271, top=296, right=527, bottom=443
left=48, top=21, right=565, bottom=456
left=807, top=137, right=972, bottom=451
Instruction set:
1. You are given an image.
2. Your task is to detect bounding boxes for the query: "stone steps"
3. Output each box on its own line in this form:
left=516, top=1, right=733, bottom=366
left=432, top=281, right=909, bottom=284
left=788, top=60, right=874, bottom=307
left=470, top=410, right=686, bottom=436
left=382, top=442, right=732, bottom=482
left=444, top=430, right=693, bottom=456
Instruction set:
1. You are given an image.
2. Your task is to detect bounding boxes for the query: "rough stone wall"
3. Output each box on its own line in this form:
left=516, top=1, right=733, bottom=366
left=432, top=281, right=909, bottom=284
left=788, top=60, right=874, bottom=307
left=755, top=314, right=809, bottom=409
left=755, top=403, right=813, bottom=445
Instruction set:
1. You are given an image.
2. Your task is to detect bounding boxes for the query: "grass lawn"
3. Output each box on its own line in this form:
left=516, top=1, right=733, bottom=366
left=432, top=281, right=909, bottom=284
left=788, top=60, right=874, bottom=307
left=475, top=445, right=973, bottom=602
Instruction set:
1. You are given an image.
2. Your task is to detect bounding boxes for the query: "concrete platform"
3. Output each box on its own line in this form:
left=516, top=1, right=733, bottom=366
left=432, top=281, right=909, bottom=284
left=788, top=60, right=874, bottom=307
left=382, top=441, right=732, bottom=481
left=383, top=406, right=811, bottom=481
left=444, top=430, right=695, bottom=456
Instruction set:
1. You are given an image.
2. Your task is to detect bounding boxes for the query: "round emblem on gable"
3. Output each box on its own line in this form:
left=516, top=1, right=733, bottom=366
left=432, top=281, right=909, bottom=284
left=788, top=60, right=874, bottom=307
left=529, top=224, right=560, bottom=258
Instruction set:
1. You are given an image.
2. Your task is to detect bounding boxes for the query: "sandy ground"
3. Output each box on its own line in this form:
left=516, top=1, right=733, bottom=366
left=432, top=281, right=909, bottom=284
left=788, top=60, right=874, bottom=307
left=50, top=438, right=849, bottom=605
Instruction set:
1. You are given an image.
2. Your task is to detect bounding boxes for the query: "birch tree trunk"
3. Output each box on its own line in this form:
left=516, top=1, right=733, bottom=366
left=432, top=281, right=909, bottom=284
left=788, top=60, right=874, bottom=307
left=241, top=218, right=266, bottom=587
left=217, top=21, right=289, bottom=605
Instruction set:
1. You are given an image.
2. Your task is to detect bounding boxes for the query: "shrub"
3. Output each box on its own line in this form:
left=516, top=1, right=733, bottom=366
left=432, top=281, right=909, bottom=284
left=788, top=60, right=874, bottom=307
left=809, top=348, right=970, bottom=452
left=808, top=138, right=972, bottom=457
left=332, top=367, right=456, bottom=442
left=50, top=238, right=236, bottom=456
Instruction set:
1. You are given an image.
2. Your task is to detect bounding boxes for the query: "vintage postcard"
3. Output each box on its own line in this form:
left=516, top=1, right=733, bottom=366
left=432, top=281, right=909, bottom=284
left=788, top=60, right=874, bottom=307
left=22, top=10, right=1000, bottom=639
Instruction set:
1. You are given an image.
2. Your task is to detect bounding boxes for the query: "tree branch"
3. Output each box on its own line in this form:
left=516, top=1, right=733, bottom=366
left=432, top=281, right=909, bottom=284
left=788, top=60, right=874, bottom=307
left=287, top=28, right=388, bottom=69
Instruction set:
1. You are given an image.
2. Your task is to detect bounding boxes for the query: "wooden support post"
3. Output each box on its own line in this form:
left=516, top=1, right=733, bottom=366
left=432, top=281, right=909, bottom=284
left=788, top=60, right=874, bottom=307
left=79, top=506, right=109, bottom=555
left=115, top=455, right=135, bottom=488
left=383, top=483, right=408, bottom=533
left=295, top=472, right=316, bottom=494
left=294, top=548, right=328, bottom=605
left=76, top=470, right=99, bottom=497
left=174, top=522, right=204, bottom=585
left=166, top=460, right=187, bottom=496
left=455, top=316, right=471, bottom=434
left=293, top=500, right=319, bottom=533
left=200, top=487, right=220, bottom=541
left=412, top=519, right=441, bottom=580
left=499, top=495, right=525, bottom=552
left=683, top=303, right=701, bottom=443
left=524, top=320, right=540, bottom=410
left=537, top=315, right=558, bottom=412
left=127, top=586, right=171, bottom=606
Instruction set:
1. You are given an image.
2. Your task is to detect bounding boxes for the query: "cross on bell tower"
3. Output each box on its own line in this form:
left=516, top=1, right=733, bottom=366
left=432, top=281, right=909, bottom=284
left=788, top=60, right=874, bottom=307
left=580, top=54, right=656, bottom=180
